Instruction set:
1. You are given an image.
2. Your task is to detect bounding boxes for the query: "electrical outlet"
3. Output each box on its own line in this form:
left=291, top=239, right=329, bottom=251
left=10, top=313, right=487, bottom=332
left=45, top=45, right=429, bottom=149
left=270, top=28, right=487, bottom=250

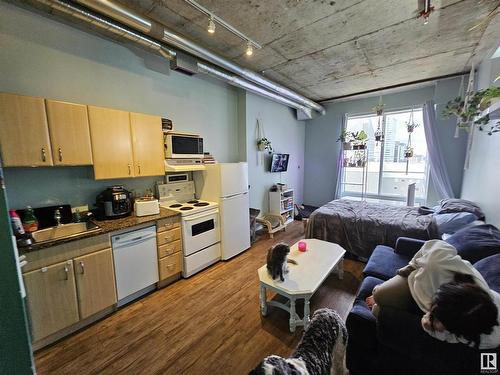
left=71, top=205, right=89, bottom=213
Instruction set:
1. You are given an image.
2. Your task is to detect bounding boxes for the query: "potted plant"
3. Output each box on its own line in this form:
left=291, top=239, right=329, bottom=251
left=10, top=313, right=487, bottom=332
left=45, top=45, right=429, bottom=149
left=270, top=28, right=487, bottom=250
left=404, top=146, right=414, bottom=158
left=406, top=121, right=419, bottom=133
left=257, top=137, right=273, bottom=153
left=337, top=129, right=354, bottom=150
left=374, top=127, right=384, bottom=142
left=352, top=130, right=368, bottom=149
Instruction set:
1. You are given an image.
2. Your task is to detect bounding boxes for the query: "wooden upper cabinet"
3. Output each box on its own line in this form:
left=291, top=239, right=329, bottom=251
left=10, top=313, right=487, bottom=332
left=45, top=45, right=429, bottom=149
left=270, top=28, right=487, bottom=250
left=74, top=248, right=117, bottom=319
left=23, top=260, right=80, bottom=342
left=0, top=93, right=53, bottom=167
left=130, top=112, right=164, bottom=177
left=46, top=100, right=93, bottom=166
left=88, top=106, right=134, bottom=179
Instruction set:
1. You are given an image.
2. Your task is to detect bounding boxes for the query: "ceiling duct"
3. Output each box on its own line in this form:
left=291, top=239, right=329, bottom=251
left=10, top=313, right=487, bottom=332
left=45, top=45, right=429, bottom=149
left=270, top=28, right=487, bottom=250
left=28, top=0, right=312, bottom=116
left=171, top=52, right=198, bottom=76
left=73, top=0, right=325, bottom=116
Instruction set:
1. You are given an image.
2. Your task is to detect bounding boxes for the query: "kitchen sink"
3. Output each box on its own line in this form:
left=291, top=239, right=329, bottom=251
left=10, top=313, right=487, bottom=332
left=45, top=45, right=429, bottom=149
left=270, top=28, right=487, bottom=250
left=31, top=222, right=101, bottom=244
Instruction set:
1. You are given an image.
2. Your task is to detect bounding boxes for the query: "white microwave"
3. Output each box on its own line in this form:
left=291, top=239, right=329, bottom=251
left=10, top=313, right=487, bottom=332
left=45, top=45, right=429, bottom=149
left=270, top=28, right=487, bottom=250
left=164, top=132, right=204, bottom=159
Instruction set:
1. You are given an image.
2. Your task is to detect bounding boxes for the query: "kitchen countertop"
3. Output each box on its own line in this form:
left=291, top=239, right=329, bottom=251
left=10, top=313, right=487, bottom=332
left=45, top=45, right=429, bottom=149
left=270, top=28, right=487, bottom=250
left=20, top=207, right=179, bottom=252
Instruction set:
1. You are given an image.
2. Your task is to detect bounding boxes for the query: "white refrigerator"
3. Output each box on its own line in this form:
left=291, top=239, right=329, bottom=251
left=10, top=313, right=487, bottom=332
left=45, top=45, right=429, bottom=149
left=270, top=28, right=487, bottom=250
left=194, top=162, right=250, bottom=260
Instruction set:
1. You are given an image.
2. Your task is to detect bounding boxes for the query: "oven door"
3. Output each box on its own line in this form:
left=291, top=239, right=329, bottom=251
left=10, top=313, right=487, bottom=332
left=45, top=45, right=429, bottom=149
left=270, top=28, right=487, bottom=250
left=167, top=134, right=204, bottom=159
left=182, top=210, right=220, bottom=256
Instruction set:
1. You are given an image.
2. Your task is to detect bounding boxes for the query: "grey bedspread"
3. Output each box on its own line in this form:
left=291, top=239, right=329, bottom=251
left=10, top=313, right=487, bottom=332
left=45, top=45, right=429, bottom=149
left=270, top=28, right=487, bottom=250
left=306, top=199, right=438, bottom=260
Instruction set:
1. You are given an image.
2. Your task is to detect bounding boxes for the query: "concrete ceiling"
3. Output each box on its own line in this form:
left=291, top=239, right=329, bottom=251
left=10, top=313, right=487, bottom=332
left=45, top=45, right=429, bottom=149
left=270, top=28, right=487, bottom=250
left=121, top=0, right=500, bottom=101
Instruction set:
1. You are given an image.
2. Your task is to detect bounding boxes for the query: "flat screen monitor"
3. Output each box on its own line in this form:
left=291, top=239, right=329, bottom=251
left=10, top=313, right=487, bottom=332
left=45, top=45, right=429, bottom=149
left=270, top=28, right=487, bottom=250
left=270, top=153, right=289, bottom=173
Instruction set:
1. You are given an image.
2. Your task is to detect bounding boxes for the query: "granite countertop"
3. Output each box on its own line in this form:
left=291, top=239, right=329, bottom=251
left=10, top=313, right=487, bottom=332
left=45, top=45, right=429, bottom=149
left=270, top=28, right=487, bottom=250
left=20, top=207, right=179, bottom=252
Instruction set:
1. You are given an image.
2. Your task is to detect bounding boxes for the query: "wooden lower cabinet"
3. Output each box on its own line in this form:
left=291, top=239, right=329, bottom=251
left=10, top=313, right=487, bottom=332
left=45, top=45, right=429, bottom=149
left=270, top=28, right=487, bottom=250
left=159, top=252, right=182, bottom=280
left=23, top=260, right=80, bottom=342
left=74, top=248, right=117, bottom=319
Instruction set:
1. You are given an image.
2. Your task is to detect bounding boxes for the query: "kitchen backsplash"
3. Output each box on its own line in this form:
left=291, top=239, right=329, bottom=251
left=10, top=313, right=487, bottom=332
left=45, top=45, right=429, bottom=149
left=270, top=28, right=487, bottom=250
left=4, top=167, right=164, bottom=210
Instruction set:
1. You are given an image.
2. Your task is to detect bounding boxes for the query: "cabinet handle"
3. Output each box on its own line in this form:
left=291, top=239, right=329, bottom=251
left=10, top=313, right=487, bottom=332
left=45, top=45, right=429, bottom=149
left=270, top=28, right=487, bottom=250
left=41, top=147, right=46, bottom=162
left=128, top=164, right=131, bottom=175
left=138, top=165, right=141, bottom=175
left=167, top=264, right=174, bottom=270
left=80, top=261, right=85, bottom=274
left=58, top=147, right=63, bottom=162
left=64, top=265, right=69, bottom=280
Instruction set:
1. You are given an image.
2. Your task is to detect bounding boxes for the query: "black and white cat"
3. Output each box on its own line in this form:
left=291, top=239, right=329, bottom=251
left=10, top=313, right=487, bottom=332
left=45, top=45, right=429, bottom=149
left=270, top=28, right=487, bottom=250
left=266, top=243, right=297, bottom=282
left=249, top=308, right=348, bottom=375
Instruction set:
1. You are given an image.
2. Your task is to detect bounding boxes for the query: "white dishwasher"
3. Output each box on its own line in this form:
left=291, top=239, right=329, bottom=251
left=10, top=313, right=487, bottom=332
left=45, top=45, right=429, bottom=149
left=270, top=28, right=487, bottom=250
left=112, top=226, right=159, bottom=306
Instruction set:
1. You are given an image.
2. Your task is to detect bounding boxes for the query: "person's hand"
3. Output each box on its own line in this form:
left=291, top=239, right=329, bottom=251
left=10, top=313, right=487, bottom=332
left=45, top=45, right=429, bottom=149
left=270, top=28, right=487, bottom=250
left=397, top=265, right=416, bottom=278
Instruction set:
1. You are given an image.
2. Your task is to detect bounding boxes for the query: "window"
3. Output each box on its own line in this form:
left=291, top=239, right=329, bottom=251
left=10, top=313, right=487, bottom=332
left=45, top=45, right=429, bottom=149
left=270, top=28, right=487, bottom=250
left=341, top=108, right=429, bottom=204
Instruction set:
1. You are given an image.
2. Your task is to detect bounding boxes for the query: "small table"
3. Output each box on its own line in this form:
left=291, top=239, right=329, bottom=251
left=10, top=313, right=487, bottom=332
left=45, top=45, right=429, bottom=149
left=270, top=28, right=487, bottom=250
left=258, top=239, right=345, bottom=332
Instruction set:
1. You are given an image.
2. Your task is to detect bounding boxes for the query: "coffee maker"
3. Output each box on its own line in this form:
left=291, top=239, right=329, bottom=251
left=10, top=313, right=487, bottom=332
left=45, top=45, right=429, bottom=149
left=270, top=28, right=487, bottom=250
left=95, top=186, right=132, bottom=219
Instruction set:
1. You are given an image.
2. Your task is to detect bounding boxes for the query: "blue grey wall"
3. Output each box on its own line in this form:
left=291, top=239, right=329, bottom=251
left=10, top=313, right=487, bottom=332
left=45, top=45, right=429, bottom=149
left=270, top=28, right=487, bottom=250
left=242, top=92, right=305, bottom=212
left=0, top=1, right=240, bottom=210
left=303, top=78, right=469, bottom=207
left=461, top=53, right=500, bottom=227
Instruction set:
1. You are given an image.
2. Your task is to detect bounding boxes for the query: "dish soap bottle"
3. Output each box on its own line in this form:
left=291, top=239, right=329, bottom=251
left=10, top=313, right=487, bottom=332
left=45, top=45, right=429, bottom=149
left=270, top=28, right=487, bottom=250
left=22, top=206, right=38, bottom=233
left=9, top=209, right=25, bottom=237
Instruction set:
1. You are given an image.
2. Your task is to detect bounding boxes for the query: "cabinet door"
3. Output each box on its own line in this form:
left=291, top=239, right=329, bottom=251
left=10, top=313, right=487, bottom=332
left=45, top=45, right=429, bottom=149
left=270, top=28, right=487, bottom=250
left=23, top=260, right=79, bottom=341
left=74, top=248, right=117, bottom=319
left=130, top=112, right=164, bottom=177
left=88, top=106, right=134, bottom=179
left=46, top=100, right=93, bottom=166
left=0, top=93, right=53, bottom=166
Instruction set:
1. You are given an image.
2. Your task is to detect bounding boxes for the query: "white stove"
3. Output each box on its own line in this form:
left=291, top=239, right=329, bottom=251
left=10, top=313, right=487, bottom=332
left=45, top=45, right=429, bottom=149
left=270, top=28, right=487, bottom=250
left=157, top=180, right=221, bottom=278
left=157, top=181, right=218, bottom=216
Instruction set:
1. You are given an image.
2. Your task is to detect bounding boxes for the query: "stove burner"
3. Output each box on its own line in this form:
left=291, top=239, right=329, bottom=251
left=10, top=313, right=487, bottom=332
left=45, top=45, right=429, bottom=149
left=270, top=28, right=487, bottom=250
left=194, top=202, right=209, bottom=207
left=180, top=206, right=194, bottom=211
left=187, top=200, right=199, bottom=204
left=169, top=204, right=183, bottom=208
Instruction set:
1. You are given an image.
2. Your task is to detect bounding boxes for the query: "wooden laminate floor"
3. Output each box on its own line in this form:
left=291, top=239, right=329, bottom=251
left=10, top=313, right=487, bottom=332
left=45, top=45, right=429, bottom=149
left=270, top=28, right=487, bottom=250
left=34, top=221, right=363, bottom=375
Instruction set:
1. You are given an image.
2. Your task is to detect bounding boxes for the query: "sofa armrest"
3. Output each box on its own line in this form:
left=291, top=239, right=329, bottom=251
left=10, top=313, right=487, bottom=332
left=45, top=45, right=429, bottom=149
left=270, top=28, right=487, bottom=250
left=377, top=306, right=478, bottom=374
left=394, top=237, right=425, bottom=257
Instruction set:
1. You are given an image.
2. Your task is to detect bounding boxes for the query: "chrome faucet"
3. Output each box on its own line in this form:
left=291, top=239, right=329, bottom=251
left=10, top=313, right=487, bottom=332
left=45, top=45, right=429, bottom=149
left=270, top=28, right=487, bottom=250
left=54, top=209, right=62, bottom=226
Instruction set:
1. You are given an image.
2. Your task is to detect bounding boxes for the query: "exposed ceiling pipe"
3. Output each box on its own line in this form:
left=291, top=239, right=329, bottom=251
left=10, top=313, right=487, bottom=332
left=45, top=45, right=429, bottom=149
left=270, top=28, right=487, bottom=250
left=30, top=0, right=310, bottom=114
left=74, top=0, right=325, bottom=115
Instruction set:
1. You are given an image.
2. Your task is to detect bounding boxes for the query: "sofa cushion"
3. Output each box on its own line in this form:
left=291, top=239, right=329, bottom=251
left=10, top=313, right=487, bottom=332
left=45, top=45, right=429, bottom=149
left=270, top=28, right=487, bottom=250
left=474, top=253, right=500, bottom=294
left=363, top=245, right=411, bottom=281
left=437, top=198, right=485, bottom=220
left=446, top=224, right=500, bottom=264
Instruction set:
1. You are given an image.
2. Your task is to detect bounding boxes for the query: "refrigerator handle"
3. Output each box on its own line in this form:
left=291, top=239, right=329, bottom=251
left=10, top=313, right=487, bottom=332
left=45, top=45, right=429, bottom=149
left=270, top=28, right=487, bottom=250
left=222, top=192, right=248, bottom=200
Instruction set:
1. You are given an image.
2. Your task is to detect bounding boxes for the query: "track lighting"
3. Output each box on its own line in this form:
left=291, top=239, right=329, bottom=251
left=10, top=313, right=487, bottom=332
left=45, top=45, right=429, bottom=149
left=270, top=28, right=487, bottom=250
left=207, top=17, right=215, bottom=34
left=246, top=41, right=253, bottom=56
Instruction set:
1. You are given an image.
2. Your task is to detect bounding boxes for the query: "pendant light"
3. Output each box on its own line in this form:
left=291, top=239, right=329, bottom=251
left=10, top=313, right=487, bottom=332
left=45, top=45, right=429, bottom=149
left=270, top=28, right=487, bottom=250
left=245, top=41, right=254, bottom=56
left=207, top=17, right=216, bottom=34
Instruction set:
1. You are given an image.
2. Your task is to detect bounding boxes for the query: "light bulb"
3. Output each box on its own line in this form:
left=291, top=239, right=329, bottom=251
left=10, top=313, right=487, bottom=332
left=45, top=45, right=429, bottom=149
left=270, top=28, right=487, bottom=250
left=208, top=18, right=215, bottom=34
left=246, top=42, right=253, bottom=56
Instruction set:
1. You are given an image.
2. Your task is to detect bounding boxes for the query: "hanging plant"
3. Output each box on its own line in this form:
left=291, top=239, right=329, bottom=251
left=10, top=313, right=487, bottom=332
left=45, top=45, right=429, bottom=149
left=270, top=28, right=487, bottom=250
left=443, top=87, right=500, bottom=134
left=352, top=130, right=368, bottom=149
left=256, top=118, right=273, bottom=153
left=374, top=126, right=384, bottom=142
left=404, top=146, right=414, bottom=159
left=257, top=137, right=273, bottom=153
left=372, top=96, right=385, bottom=116
left=406, top=107, right=420, bottom=133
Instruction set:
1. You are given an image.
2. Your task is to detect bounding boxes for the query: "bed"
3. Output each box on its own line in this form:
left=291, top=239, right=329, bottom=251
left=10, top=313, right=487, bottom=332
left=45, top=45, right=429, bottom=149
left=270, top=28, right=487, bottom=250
left=306, top=199, right=439, bottom=260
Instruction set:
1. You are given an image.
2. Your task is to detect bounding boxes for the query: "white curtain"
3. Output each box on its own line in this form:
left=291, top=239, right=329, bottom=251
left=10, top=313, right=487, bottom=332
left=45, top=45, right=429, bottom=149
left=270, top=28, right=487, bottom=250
left=334, top=114, right=347, bottom=199
left=422, top=100, right=455, bottom=199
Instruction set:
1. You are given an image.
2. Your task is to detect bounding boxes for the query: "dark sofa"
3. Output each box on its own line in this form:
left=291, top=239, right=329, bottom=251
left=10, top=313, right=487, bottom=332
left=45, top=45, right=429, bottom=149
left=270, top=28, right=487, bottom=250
left=346, top=224, right=500, bottom=375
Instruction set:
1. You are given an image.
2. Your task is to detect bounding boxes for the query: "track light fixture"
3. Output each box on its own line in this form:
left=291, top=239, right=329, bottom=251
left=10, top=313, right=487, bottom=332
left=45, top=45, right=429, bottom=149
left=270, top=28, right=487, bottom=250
left=245, top=41, right=253, bottom=56
left=184, top=0, right=261, bottom=57
left=207, top=17, right=215, bottom=34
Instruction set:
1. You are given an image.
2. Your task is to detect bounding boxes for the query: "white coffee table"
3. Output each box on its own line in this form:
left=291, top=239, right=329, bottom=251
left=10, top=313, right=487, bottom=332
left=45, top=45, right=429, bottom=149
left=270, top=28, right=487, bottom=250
left=258, top=239, right=345, bottom=332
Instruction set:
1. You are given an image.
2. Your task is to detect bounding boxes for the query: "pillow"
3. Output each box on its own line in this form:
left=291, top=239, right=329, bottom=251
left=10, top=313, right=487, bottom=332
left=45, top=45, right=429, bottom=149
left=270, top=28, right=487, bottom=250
left=445, top=224, right=500, bottom=264
left=437, top=198, right=485, bottom=220
left=434, top=212, right=478, bottom=236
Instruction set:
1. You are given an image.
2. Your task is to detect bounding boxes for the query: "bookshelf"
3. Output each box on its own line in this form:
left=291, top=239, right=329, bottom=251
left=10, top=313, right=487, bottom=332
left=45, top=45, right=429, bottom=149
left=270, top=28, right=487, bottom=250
left=269, top=188, right=294, bottom=226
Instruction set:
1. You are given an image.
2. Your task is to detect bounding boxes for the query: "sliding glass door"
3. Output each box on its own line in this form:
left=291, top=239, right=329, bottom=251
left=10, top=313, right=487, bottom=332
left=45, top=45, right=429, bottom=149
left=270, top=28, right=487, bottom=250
left=341, top=108, right=429, bottom=204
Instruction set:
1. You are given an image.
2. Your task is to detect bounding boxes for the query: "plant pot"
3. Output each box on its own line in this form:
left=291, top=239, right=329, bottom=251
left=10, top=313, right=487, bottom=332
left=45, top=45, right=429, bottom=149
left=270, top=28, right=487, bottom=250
left=257, top=143, right=266, bottom=151
left=343, top=142, right=352, bottom=150
left=375, top=135, right=383, bottom=142
left=405, top=151, right=414, bottom=158
left=358, top=144, right=367, bottom=150
left=356, top=160, right=363, bottom=167
left=407, top=125, right=415, bottom=133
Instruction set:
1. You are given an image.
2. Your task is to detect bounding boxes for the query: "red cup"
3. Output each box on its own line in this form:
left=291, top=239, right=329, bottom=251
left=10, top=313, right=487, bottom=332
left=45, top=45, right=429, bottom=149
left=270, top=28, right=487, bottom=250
left=298, top=241, right=307, bottom=252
